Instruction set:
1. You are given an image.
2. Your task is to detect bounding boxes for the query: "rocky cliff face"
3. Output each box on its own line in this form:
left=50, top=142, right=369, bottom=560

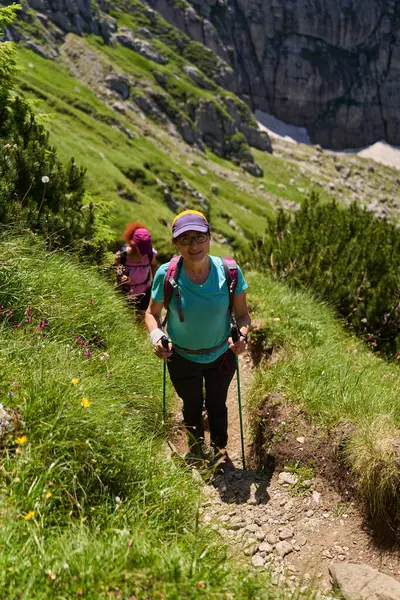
left=5, top=0, right=271, bottom=173
left=7, top=0, right=400, bottom=149
left=145, top=0, right=400, bottom=149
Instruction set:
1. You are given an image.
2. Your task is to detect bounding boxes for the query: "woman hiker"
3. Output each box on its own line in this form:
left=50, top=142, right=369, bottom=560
left=145, top=210, right=251, bottom=470
left=115, top=222, right=158, bottom=312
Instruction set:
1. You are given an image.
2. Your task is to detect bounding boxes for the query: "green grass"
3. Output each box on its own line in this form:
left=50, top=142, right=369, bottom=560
left=14, top=44, right=280, bottom=257
left=247, top=271, right=400, bottom=520
left=14, top=28, right=347, bottom=262
left=0, top=233, right=322, bottom=599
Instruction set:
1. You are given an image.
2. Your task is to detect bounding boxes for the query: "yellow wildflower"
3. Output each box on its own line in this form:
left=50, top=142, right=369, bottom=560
left=71, top=378, right=79, bottom=386
left=15, top=435, right=27, bottom=445
left=45, top=491, right=53, bottom=499
left=24, top=510, right=35, bottom=521
left=81, top=397, right=91, bottom=408
left=16, top=448, right=22, bottom=455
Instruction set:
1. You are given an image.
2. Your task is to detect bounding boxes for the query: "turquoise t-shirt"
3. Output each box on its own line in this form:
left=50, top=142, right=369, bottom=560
left=152, top=256, right=248, bottom=363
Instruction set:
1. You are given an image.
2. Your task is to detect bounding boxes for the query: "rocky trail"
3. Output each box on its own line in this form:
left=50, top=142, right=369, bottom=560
left=168, top=350, right=400, bottom=599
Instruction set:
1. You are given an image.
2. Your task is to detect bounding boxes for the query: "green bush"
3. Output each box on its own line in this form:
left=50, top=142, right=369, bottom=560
left=0, top=96, right=96, bottom=250
left=249, top=192, right=400, bottom=357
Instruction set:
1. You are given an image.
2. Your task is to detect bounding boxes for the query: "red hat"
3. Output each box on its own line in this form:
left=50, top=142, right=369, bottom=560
left=132, top=227, right=152, bottom=256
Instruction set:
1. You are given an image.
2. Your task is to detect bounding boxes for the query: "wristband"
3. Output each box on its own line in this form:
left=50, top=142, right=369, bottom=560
left=150, top=328, right=165, bottom=346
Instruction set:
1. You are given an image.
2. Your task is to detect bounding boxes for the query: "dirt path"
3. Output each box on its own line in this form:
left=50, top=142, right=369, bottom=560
left=176, top=350, right=400, bottom=596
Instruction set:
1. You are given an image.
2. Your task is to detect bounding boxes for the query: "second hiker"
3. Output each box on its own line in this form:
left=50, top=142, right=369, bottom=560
left=145, top=210, right=251, bottom=469
left=115, top=222, right=158, bottom=311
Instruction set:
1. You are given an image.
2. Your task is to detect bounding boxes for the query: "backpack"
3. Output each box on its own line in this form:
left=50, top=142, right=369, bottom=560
left=119, top=246, right=154, bottom=267
left=161, top=255, right=238, bottom=327
left=116, top=246, right=154, bottom=294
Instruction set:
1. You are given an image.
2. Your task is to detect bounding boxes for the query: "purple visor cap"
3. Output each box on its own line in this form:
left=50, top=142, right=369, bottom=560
left=172, top=213, right=209, bottom=239
left=133, top=227, right=152, bottom=256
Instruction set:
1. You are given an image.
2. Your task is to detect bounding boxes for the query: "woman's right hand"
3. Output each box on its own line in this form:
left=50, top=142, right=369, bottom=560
left=153, top=339, right=172, bottom=359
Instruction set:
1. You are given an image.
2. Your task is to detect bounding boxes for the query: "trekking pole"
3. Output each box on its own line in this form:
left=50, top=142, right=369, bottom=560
left=231, top=325, right=246, bottom=470
left=161, top=336, right=169, bottom=424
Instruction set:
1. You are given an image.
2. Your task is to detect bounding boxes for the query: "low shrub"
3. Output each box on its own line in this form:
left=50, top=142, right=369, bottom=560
left=249, top=192, right=400, bottom=357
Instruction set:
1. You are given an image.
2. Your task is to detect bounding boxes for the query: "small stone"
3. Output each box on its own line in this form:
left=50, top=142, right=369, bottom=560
left=258, top=542, right=273, bottom=553
left=338, top=554, right=346, bottom=561
left=312, top=491, right=321, bottom=504
left=255, top=530, right=265, bottom=541
left=296, top=535, right=307, bottom=547
left=266, top=534, right=278, bottom=545
left=278, top=472, right=298, bottom=485
left=296, top=437, right=305, bottom=444
left=302, top=479, right=312, bottom=488
left=246, top=523, right=260, bottom=533
left=279, top=527, right=294, bottom=541
left=244, top=543, right=258, bottom=557
left=305, top=510, right=314, bottom=518
left=219, top=514, right=230, bottom=523
left=275, top=541, right=293, bottom=558
left=251, top=554, right=265, bottom=567
left=230, top=522, right=246, bottom=531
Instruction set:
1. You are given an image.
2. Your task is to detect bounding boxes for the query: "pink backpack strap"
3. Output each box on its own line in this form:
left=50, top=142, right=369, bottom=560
left=162, top=255, right=184, bottom=326
left=222, top=257, right=238, bottom=316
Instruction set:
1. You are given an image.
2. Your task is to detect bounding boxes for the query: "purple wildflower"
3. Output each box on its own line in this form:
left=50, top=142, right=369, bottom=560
left=89, top=299, right=95, bottom=305
left=37, top=320, right=48, bottom=331
left=6, top=308, right=13, bottom=318
left=84, top=350, right=92, bottom=359
left=7, top=391, right=13, bottom=397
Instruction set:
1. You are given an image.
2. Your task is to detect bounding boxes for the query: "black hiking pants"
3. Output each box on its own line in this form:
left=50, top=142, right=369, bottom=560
left=167, top=349, right=236, bottom=451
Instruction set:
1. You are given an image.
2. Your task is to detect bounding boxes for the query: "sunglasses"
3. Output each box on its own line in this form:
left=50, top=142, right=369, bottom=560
left=176, top=233, right=209, bottom=246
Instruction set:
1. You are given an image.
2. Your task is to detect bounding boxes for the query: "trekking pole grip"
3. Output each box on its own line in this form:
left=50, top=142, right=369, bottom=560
left=231, top=324, right=240, bottom=343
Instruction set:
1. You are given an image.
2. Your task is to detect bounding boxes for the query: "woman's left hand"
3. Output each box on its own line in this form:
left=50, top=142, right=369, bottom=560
left=228, top=336, right=247, bottom=355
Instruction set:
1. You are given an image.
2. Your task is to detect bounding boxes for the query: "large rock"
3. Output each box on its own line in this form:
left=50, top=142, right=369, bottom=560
left=144, top=0, right=400, bottom=149
left=183, top=65, right=215, bottom=90
left=27, top=0, right=115, bottom=40
left=105, top=74, right=130, bottom=100
left=113, top=28, right=169, bottom=64
left=329, top=563, right=400, bottom=600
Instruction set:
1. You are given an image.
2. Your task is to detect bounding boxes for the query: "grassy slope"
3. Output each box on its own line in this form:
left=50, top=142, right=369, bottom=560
left=2, top=235, right=400, bottom=597
left=13, top=34, right=316, bottom=257
left=1, top=235, right=297, bottom=599
left=247, top=272, right=400, bottom=518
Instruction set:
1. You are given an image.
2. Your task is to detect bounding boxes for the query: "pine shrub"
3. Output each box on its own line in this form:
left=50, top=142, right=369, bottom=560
left=0, top=7, right=98, bottom=253
left=250, top=192, right=400, bottom=357
left=0, top=96, right=96, bottom=250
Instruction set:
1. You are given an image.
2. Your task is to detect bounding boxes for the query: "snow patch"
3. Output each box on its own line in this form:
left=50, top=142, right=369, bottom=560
left=255, top=110, right=311, bottom=145
left=256, top=110, right=400, bottom=171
